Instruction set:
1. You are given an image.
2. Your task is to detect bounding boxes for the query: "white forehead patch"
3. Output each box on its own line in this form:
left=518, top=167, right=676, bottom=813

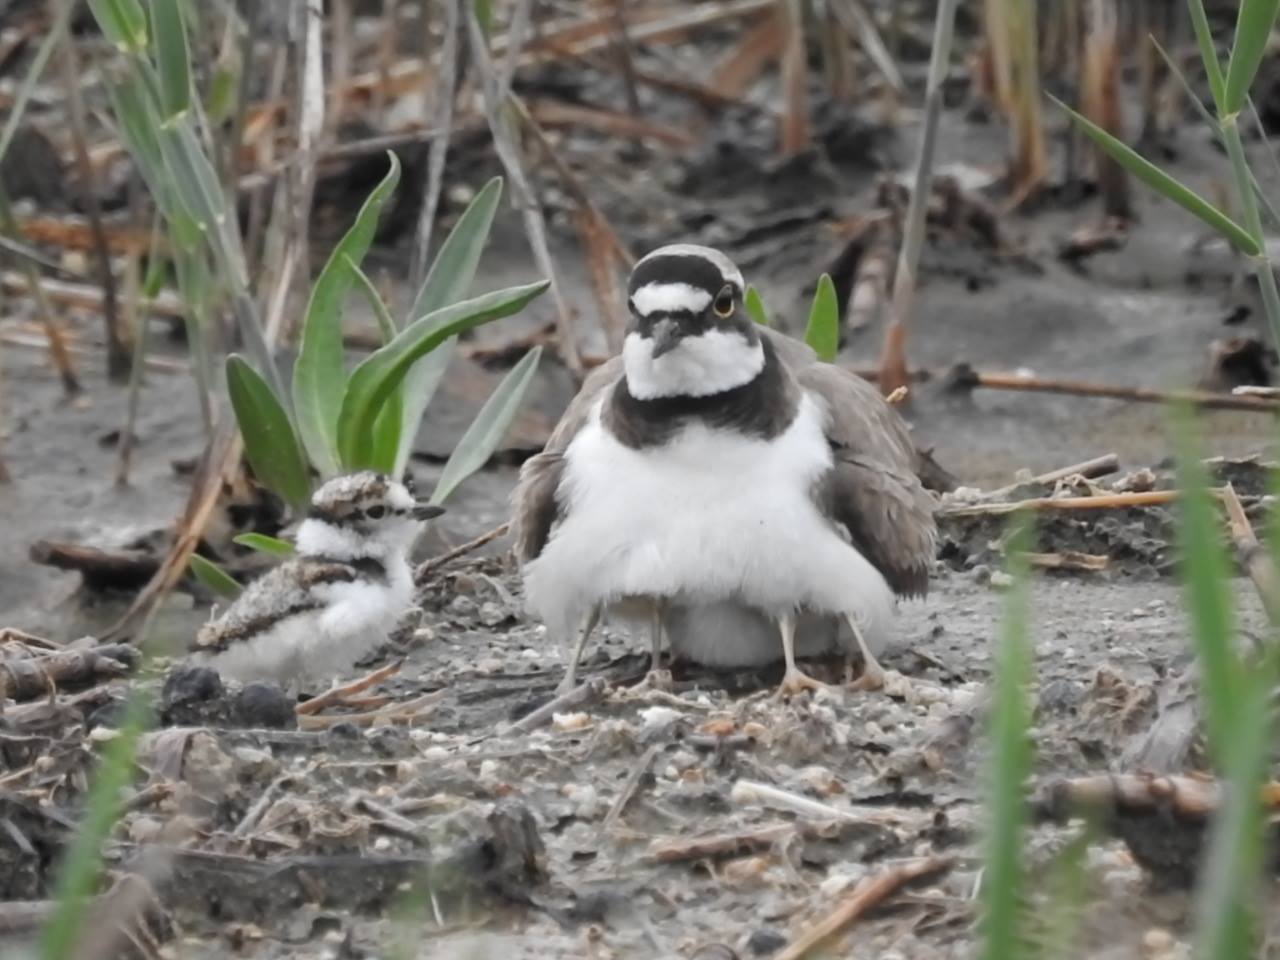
left=631, top=282, right=713, bottom=317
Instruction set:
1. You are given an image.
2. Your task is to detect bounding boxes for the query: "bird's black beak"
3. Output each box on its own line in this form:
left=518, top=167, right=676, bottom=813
left=413, top=503, right=446, bottom=521
left=650, top=317, right=684, bottom=358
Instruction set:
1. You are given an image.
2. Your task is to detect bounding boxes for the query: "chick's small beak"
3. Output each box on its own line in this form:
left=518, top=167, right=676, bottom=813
left=650, top=317, right=683, bottom=358
left=413, top=503, right=446, bottom=521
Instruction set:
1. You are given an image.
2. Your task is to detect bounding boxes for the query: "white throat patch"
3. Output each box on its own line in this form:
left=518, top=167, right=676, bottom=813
left=623, top=329, right=765, bottom=399
left=630, top=282, right=712, bottom=317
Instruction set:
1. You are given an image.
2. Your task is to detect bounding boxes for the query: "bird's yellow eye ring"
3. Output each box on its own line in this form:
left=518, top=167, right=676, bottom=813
left=713, top=286, right=735, bottom=318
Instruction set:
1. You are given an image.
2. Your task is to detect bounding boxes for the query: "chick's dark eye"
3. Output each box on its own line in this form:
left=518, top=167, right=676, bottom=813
left=365, top=505, right=386, bottom=519
left=713, top=287, right=735, bottom=318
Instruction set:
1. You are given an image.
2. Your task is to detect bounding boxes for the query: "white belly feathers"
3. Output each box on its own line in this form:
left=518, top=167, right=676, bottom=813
left=522, top=392, right=895, bottom=650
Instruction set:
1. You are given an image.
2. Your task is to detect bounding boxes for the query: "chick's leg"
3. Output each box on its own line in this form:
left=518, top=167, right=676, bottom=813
left=775, top=613, right=829, bottom=698
left=558, top=605, right=602, bottom=693
left=844, top=613, right=887, bottom=692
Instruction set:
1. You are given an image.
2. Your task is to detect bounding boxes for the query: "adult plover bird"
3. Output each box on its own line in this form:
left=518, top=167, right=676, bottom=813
left=194, top=471, right=443, bottom=686
left=513, top=244, right=936, bottom=696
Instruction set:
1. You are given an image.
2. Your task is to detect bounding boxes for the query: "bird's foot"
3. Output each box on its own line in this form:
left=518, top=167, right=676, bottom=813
left=774, top=666, right=831, bottom=699
left=846, top=660, right=887, bottom=692
left=632, top=668, right=673, bottom=692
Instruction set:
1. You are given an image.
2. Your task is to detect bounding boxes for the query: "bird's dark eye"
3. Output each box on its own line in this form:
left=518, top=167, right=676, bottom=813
left=366, top=505, right=386, bottom=519
left=712, top=286, right=735, bottom=318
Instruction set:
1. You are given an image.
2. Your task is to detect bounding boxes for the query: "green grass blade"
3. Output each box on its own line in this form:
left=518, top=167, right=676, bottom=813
left=347, top=256, right=398, bottom=344
left=149, top=0, right=191, bottom=120
left=431, top=345, right=542, bottom=504
left=979, top=512, right=1034, bottom=960
left=744, top=285, right=770, bottom=326
left=337, top=281, right=550, bottom=470
left=1171, top=408, right=1240, bottom=764
left=1051, top=95, right=1261, bottom=256
left=393, top=176, right=505, bottom=477
left=292, top=153, right=401, bottom=477
left=1192, top=665, right=1273, bottom=960
left=1223, top=0, right=1280, bottom=114
left=803, top=274, right=839, bottom=361
left=87, top=0, right=148, bottom=53
left=188, top=553, right=242, bottom=597
left=233, top=532, right=294, bottom=556
left=226, top=354, right=311, bottom=511
left=0, top=0, right=73, bottom=165
left=36, top=692, right=152, bottom=960
left=1187, top=0, right=1227, bottom=113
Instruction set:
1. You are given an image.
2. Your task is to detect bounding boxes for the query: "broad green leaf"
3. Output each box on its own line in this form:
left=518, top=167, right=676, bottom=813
left=1223, top=0, right=1280, bottom=115
left=349, top=256, right=406, bottom=474
left=1187, top=0, right=1226, bottom=113
left=1171, top=408, right=1239, bottom=764
left=1051, top=96, right=1261, bottom=256
left=411, top=177, right=504, bottom=317
left=88, top=0, right=148, bottom=53
left=337, top=281, right=550, bottom=469
left=803, top=274, right=839, bottom=362
left=370, top=387, right=404, bottom=475
left=979, top=513, right=1033, bottom=960
left=394, top=177, right=505, bottom=478
left=226, top=354, right=311, bottom=511
left=150, top=0, right=191, bottom=120
left=347, top=255, right=398, bottom=344
left=744, top=285, right=770, bottom=326
left=292, top=153, right=401, bottom=476
left=233, top=532, right=294, bottom=556
left=432, top=346, right=542, bottom=504
left=187, top=554, right=242, bottom=597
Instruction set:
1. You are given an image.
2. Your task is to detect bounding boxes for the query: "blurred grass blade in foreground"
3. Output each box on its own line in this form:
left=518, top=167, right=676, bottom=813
left=979, top=512, right=1034, bottom=960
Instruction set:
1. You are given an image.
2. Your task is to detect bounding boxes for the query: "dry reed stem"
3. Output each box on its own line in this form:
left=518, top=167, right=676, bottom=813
left=710, top=10, right=784, bottom=98
left=876, top=0, right=959, bottom=395
left=296, top=659, right=405, bottom=716
left=1220, top=482, right=1280, bottom=622
left=410, top=0, right=460, bottom=289
left=962, top=369, right=1280, bottom=413
left=414, top=521, right=510, bottom=583
left=983, top=452, right=1120, bottom=499
left=467, top=12, right=583, bottom=376
left=1080, top=0, right=1130, bottom=219
left=774, top=856, right=954, bottom=960
left=778, top=0, right=809, bottom=156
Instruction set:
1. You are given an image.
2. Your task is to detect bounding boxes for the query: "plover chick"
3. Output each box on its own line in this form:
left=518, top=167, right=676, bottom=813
left=194, top=471, right=443, bottom=688
left=513, top=244, right=936, bottom=696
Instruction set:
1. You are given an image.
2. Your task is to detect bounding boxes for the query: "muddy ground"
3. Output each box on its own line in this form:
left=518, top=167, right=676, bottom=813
left=5, top=7, right=1280, bottom=958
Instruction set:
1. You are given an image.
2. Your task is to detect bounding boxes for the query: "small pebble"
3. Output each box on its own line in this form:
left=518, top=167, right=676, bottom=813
left=989, top=570, right=1014, bottom=589
left=162, top=665, right=223, bottom=707
left=1143, top=929, right=1175, bottom=954
left=552, top=711, right=593, bottom=732
left=326, top=721, right=361, bottom=741
left=232, top=682, right=295, bottom=730
left=448, top=596, right=478, bottom=618
left=746, top=928, right=787, bottom=955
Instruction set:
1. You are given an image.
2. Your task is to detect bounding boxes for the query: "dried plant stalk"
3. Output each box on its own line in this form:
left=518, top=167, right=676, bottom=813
left=1080, top=0, right=1131, bottom=218
left=1006, top=0, right=1048, bottom=203
left=779, top=0, right=809, bottom=155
